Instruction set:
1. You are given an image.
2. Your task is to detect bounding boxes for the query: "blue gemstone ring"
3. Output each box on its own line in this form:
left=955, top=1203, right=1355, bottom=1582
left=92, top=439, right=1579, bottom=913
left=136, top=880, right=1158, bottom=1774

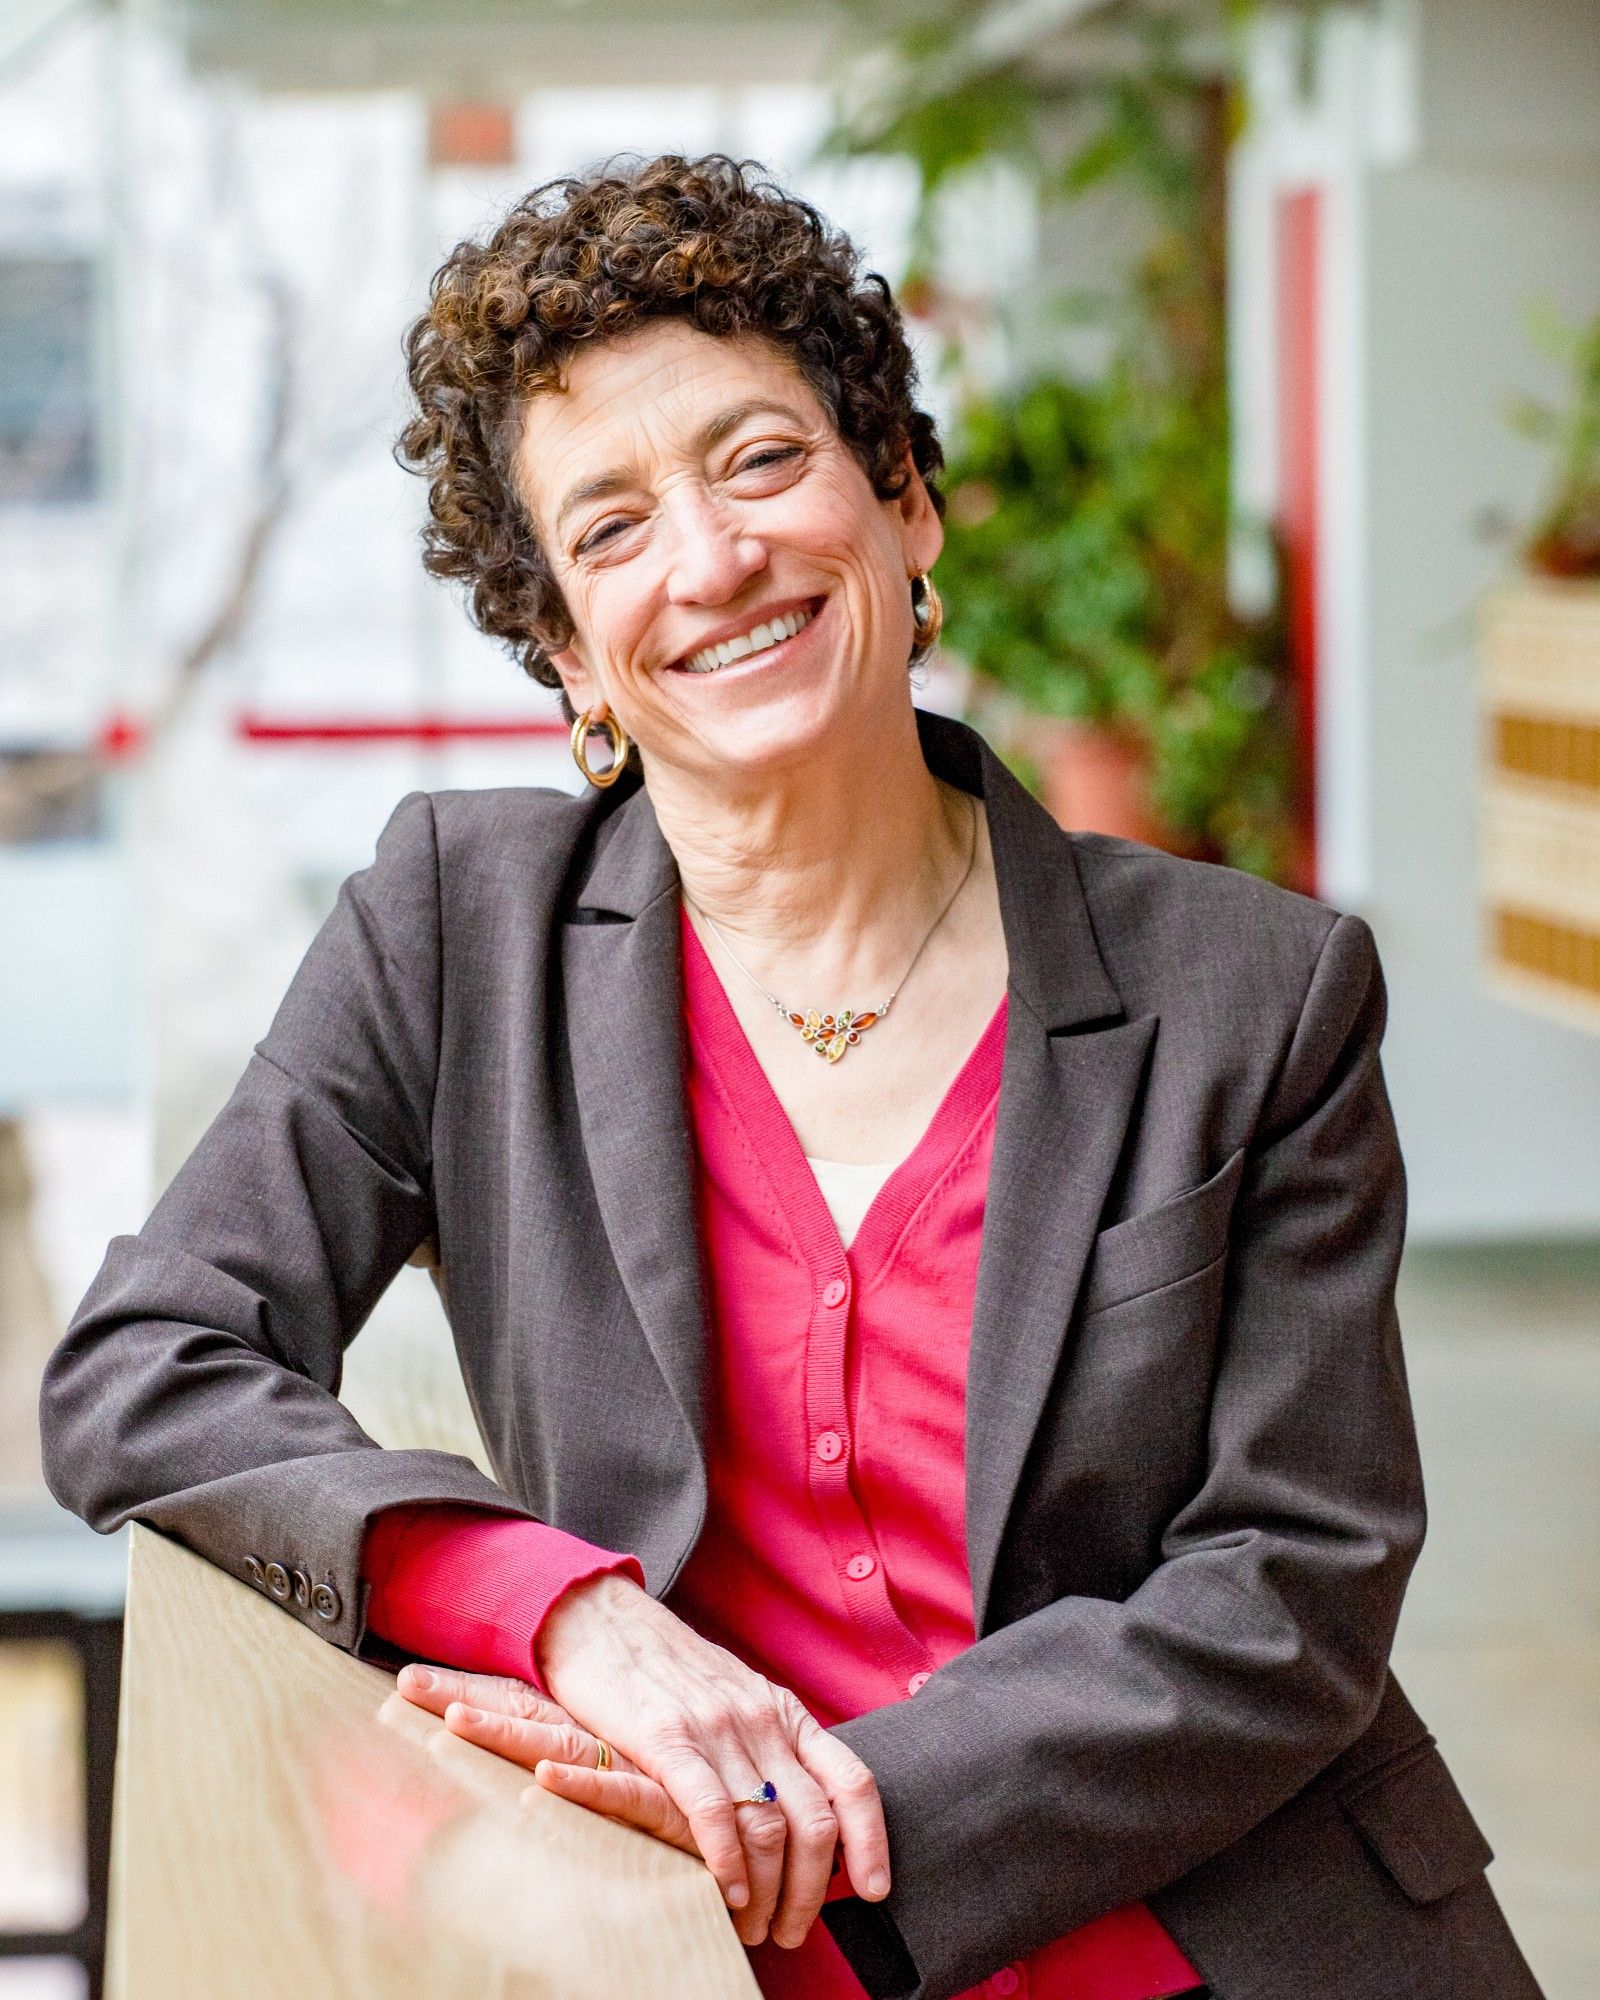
left=737, top=1780, right=779, bottom=1807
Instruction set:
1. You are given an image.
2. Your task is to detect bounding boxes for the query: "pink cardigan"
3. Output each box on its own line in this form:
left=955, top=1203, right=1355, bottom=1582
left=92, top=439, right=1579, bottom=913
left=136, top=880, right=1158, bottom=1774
left=361, top=909, right=1200, bottom=2000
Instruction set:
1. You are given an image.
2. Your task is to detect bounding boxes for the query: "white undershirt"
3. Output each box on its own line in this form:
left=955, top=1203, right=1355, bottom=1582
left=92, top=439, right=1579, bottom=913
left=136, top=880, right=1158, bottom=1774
left=803, top=1155, right=897, bottom=1249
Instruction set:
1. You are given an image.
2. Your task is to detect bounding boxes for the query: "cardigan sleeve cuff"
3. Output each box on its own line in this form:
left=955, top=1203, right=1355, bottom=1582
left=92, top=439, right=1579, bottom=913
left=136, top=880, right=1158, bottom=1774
left=360, top=1502, right=644, bottom=1693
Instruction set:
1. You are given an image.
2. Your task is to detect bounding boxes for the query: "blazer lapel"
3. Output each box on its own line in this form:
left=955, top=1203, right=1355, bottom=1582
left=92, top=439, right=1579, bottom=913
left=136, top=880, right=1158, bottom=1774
left=965, top=1007, right=1155, bottom=1630
left=914, top=715, right=1156, bottom=1634
left=561, top=780, right=708, bottom=1451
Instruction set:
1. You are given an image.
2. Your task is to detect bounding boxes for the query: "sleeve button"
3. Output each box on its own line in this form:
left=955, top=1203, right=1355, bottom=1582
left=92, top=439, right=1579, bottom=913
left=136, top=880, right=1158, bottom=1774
left=311, top=1583, right=342, bottom=1622
left=291, top=1569, right=311, bottom=1608
left=264, top=1562, right=291, bottom=1601
left=243, top=1555, right=266, bottom=1589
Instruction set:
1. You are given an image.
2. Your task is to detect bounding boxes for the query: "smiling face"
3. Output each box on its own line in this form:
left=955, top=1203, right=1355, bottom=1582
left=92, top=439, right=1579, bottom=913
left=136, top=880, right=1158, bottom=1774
left=515, top=319, right=943, bottom=787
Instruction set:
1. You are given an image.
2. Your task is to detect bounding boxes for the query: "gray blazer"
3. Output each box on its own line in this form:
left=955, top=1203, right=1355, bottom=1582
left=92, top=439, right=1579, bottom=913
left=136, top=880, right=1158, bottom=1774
left=41, top=710, right=1540, bottom=2000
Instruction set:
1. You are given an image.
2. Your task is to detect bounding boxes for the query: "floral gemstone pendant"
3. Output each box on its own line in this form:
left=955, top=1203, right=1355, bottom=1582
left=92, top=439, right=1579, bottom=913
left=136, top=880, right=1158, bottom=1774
left=790, top=1003, right=880, bottom=1064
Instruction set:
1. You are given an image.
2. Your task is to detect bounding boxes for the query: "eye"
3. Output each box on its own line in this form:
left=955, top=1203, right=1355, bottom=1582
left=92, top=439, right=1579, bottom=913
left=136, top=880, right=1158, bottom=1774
left=733, top=445, right=803, bottom=477
left=575, top=516, right=634, bottom=557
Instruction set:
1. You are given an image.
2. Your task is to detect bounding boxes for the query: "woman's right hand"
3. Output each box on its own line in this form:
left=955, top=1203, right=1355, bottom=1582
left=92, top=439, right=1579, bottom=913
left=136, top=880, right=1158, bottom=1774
left=451, top=1571, right=890, bottom=1951
left=393, top=1662, right=701, bottom=1858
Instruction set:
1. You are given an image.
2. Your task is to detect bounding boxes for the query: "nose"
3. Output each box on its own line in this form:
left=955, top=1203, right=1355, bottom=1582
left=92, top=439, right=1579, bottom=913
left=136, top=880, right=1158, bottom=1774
left=661, top=485, right=767, bottom=606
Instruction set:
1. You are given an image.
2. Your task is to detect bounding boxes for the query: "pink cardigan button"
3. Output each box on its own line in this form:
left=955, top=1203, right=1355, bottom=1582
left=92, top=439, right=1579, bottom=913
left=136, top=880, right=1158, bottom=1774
left=815, top=1430, right=845, bottom=1464
left=822, top=1277, right=848, bottom=1308
left=844, top=1552, right=877, bottom=1581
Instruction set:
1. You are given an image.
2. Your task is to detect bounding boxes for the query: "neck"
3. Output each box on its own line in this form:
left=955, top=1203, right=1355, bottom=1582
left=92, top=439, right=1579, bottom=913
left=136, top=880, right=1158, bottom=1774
left=645, top=701, right=971, bottom=992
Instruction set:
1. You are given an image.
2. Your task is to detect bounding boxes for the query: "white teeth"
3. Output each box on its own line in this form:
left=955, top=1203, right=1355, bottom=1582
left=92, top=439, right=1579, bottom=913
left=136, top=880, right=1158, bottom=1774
left=682, top=605, right=812, bottom=673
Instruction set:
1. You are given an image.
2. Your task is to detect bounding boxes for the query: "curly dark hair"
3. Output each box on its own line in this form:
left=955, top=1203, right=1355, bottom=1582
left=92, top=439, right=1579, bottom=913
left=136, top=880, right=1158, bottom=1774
left=396, top=152, right=945, bottom=697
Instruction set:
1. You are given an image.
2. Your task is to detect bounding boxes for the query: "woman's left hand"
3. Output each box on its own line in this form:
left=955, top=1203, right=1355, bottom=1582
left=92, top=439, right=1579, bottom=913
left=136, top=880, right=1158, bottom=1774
left=394, top=1663, right=702, bottom=1859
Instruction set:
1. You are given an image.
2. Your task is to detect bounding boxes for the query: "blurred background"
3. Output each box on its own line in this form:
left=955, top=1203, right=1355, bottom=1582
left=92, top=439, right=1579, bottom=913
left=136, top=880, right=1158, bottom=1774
left=0, top=0, right=1596, bottom=1995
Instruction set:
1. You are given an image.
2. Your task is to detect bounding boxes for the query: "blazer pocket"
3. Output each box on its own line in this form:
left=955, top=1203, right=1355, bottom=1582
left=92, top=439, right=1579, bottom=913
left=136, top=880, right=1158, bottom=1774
left=1078, top=1146, right=1247, bottom=1318
left=1338, top=1742, right=1494, bottom=1904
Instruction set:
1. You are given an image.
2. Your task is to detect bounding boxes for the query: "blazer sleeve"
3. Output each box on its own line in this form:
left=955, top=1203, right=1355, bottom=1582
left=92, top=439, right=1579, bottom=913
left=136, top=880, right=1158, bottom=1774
left=37, top=791, right=546, bottom=1657
left=824, top=913, right=1426, bottom=2000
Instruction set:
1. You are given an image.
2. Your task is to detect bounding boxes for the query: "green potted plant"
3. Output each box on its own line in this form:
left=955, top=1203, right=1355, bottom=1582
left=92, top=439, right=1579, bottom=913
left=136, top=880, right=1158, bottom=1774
left=936, top=358, right=1292, bottom=875
left=824, top=6, right=1300, bottom=880
left=1507, top=303, right=1600, bottom=580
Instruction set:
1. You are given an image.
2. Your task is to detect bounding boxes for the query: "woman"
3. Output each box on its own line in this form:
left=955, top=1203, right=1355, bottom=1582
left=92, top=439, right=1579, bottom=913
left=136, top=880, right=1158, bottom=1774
left=40, top=156, right=1538, bottom=2000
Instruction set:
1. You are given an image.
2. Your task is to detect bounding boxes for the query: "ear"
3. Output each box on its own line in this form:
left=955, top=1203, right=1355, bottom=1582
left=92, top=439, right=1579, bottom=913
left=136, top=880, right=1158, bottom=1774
left=891, top=447, right=944, bottom=578
left=546, top=638, right=600, bottom=719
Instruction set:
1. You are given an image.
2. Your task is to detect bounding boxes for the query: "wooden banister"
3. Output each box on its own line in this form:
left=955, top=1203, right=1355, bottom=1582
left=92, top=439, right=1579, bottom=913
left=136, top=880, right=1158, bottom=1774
left=107, top=1524, right=759, bottom=1999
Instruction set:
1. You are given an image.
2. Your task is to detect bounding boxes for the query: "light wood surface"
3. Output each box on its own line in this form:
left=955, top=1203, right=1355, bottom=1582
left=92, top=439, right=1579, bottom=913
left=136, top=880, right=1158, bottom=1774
left=1479, top=580, right=1600, bottom=1032
left=108, top=1523, right=759, bottom=2000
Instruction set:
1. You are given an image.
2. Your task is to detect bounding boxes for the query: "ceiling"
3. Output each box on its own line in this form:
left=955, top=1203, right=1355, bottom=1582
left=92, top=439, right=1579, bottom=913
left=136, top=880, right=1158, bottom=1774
left=172, top=0, right=900, bottom=91
left=166, top=0, right=1162, bottom=95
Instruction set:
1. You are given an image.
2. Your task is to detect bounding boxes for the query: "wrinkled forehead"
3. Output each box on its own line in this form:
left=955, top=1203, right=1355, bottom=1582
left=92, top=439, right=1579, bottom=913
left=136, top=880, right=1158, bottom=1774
left=512, top=320, right=832, bottom=540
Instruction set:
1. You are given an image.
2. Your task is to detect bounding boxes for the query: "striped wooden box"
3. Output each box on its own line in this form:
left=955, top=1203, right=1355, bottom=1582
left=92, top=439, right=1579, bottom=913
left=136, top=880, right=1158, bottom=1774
left=1481, top=580, right=1600, bottom=1033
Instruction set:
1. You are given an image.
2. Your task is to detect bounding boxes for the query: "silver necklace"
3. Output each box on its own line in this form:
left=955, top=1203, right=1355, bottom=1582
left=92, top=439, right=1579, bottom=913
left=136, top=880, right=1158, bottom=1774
left=688, top=795, right=979, bottom=1066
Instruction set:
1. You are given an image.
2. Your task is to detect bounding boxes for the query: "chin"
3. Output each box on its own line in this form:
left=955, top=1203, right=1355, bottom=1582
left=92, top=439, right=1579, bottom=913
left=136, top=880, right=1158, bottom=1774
left=684, top=684, right=853, bottom=780
left=660, top=664, right=865, bottom=784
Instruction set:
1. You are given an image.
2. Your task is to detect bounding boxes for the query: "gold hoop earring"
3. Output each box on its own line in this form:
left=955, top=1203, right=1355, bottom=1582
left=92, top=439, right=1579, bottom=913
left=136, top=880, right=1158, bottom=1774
left=570, top=708, right=632, bottom=788
left=911, top=570, right=944, bottom=650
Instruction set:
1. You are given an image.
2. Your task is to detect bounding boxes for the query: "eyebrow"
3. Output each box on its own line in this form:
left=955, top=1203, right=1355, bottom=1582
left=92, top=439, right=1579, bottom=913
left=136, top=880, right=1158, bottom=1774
left=551, top=396, right=813, bottom=539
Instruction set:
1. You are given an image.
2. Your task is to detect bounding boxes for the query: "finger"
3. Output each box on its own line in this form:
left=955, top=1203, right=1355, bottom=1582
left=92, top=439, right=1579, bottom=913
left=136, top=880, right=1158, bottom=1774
left=429, top=1697, right=638, bottom=1776
left=794, top=1718, right=890, bottom=1902
left=760, top=1753, right=840, bottom=1951
left=645, top=1744, right=753, bottom=1920
left=717, top=1765, right=788, bottom=1949
left=443, top=1700, right=596, bottom=1774
left=527, top=1762, right=700, bottom=1857
left=397, top=1664, right=569, bottom=1727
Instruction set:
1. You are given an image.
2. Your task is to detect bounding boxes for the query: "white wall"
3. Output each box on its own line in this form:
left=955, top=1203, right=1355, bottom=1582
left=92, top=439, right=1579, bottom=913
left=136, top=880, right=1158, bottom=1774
left=1364, top=154, right=1600, bottom=1238
left=1236, top=1, right=1600, bottom=1241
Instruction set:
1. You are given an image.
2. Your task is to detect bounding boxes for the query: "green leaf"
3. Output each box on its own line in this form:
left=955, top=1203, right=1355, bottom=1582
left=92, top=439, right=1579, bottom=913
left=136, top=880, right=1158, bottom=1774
left=1505, top=395, right=1561, bottom=442
left=1059, top=125, right=1134, bottom=197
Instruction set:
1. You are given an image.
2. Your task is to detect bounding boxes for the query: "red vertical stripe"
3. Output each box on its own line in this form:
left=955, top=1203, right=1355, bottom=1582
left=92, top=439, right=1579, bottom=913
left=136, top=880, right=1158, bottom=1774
left=1277, top=186, right=1321, bottom=887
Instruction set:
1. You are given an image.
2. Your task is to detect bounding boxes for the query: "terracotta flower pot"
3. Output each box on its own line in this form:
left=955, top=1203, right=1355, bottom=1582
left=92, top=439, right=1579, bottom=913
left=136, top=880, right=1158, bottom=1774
left=1040, top=719, right=1169, bottom=847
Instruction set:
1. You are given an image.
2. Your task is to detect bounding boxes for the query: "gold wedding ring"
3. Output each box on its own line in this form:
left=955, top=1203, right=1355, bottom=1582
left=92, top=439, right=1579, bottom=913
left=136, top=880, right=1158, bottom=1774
left=593, top=1737, right=613, bottom=1771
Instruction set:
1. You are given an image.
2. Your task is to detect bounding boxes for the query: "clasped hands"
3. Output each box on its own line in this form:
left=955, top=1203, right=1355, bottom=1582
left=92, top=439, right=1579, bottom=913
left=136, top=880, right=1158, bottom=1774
left=395, top=1570, right=891, bottom=1951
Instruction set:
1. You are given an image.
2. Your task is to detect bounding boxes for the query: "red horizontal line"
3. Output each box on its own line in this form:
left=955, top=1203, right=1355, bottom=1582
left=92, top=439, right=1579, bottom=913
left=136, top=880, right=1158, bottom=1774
left=235, top=712, right=569, bottom=745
